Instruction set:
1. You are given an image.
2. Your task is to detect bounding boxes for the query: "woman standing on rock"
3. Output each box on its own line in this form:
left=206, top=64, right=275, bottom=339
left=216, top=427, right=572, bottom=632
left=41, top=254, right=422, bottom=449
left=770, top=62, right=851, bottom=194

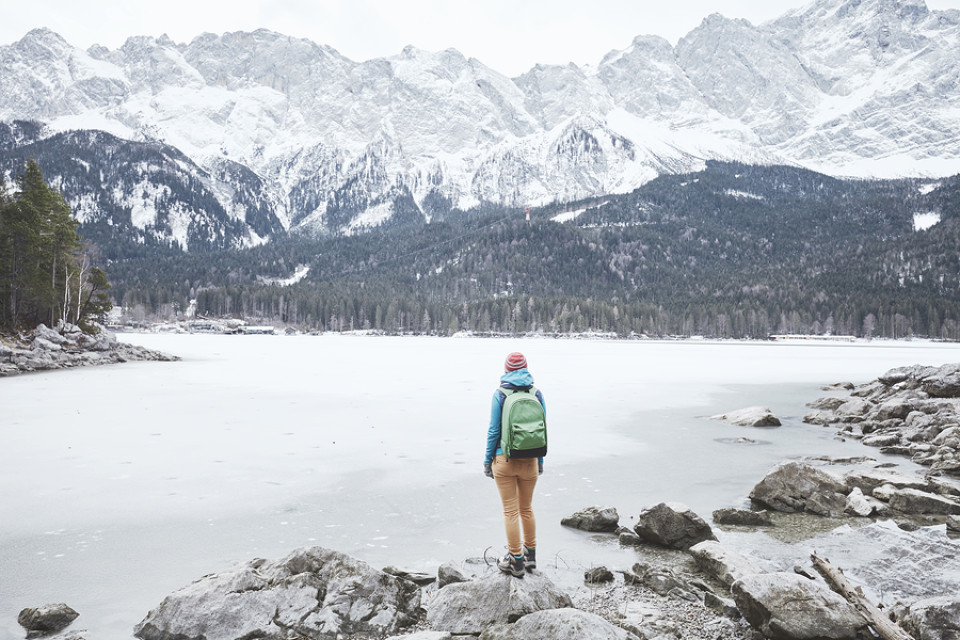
left=484, top=351, right=547, bottom=578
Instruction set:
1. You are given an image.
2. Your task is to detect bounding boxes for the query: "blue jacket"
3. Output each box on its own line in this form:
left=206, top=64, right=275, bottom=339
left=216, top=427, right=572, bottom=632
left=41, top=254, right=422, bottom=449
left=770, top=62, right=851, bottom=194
left=484, top=368, right=546, bottom=466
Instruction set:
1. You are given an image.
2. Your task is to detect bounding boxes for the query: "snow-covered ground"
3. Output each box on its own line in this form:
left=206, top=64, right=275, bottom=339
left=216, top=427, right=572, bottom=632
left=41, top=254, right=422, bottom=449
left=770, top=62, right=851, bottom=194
left=2, top=335, right=960, bottom=639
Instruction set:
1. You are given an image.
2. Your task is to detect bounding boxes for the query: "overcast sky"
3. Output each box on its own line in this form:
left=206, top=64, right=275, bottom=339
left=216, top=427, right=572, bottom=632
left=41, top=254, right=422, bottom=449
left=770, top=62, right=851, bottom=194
left=4, top=0, right=960, bottom=77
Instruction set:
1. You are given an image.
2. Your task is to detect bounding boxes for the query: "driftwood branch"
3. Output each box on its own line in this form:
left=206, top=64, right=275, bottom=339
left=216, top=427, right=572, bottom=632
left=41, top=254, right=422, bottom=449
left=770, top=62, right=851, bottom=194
left=810, top=552, right=914, bottom=640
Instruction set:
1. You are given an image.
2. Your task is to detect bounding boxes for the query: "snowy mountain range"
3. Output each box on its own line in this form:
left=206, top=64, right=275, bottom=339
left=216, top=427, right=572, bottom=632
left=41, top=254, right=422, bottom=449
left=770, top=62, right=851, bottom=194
left=1, top=0, right=959, bottom=249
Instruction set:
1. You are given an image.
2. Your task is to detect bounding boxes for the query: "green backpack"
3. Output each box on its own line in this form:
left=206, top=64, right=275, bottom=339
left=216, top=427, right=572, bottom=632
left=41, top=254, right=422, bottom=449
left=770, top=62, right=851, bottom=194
left=499, top=386, right=547, bottom=459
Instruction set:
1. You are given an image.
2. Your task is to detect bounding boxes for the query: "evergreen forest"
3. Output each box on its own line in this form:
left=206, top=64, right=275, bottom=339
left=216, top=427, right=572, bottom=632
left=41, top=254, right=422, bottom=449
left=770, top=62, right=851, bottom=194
left=99, top=162, right=960, bottom=340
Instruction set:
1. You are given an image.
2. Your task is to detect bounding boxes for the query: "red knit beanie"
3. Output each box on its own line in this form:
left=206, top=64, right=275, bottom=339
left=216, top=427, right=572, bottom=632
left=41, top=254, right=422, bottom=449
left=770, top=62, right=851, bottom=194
left=504, top=352, right=528, bottom=372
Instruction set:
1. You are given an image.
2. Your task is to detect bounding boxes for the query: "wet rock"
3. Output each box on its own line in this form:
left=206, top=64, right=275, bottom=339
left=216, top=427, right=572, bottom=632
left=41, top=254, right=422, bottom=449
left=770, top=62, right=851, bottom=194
left=845, top=487, right=877, bottom=517
left=835, top=397, right=875, bottom=421
left=712, top=508, right=772, bottom=526
left=899, top=594, right=960, bottom=640
left=876, top=398, right=917, bottom=420
left=437, top=563, right=467, bottom=588
left=887, top=488, right=960, bottom=515
left=18, top=603, right=80, bottom=638
left=804, top=410, right=838, bottom=425
left=711, top=406, right=781, bottom=427
left=384, top=566, right=436, bottom=586
left=560, top=506, right=620, bottom=532
left=633, top=502, right=717, bottom=550
left=688, top=541, right=762, bottom=587
left=134, top=546, right=420, bottom=640
left=844, top=469, right=930, bottom=495
left=478, top=608, right=640, bottom=640
left=617, top=526, right=642, bottom=546
left=749, top=461, right=849, bottom=517
left=863, top=433, right=902, bottom=447
left=628, top=563, right=698, bottom=600
left=426, top=570, right=572, bottom=635
left=808, top=396, right=848, bottom=411
left=731, top=573, right=866, bottom=640
left=585, top=566, right=615, bottom=584
left=704, top=591, right=741, bottom=620
left=947, top=515, right=960, bottom=533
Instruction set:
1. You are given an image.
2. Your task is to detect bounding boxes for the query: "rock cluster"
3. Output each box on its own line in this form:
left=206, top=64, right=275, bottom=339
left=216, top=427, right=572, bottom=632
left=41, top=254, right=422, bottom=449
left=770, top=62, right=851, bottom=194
left=135, top=547, right=422, bottom=640
left=805, top=363, right=960, bottom=477
left=749, top=460, right=960, bottom=520
left=0, top=323, right=178, bottom=376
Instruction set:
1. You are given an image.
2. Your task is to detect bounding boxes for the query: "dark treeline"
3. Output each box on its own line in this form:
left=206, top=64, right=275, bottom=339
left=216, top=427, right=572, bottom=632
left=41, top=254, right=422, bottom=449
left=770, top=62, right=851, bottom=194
left=105, top=162, right=960, bottom=340
left=0, top=159, right=111, bottom=332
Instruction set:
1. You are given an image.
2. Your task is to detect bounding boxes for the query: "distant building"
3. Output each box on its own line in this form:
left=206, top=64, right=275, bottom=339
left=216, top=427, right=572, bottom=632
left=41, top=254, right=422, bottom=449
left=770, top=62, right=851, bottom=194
left=239, top=326, right=276, bottom=335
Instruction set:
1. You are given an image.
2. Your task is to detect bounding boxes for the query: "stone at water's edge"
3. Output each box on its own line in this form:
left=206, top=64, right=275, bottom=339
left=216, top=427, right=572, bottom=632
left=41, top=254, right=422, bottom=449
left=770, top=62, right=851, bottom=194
left=688, top=541, right=762, bottom=588
left=134, top=546, right=420, bottom=640
left=711, top=406, right=782, bottom=427
left=898, top=595, right=960, bottom=640
left=18, top=603, right=80, bottom=637
left=561, top=506, right=620, bottom=532
left=712, top=508, right=772, bottom=526
left=805, top=363, right=960, bottom=477
left=887, top=487, right=960, bottom=515
left=749, top=461, right=849, bottom=516
left=633, top=502, right=717, bottom=550
left=426, top=570, right=572, bottom=635
left=731, top=573, right=866, bottom=640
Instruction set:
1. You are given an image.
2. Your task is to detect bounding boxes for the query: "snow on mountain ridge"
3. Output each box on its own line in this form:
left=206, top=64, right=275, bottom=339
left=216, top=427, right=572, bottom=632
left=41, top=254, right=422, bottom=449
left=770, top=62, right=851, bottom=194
left=2, top=0, right=960, bottom=245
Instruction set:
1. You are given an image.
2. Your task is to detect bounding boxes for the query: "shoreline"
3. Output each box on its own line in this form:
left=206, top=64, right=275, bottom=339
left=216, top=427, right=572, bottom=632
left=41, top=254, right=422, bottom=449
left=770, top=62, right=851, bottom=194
left=0, top=324, right=179, bottom=377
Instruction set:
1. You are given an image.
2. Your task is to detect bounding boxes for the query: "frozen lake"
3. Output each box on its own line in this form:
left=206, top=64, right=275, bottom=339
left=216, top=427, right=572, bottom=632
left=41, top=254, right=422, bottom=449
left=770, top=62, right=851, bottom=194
left=3, top=334, right=960, bottom=639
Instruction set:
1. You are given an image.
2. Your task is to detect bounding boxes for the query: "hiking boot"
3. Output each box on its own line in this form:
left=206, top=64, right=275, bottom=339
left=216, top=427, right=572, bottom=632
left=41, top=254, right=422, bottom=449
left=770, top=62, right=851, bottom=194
left=523, top=547, right=536, bottom=571
left=498, top=553, right=525, bottom=578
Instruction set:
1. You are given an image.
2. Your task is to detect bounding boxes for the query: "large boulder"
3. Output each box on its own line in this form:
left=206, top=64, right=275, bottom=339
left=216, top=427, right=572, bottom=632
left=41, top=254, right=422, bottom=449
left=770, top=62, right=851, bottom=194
left=426, top=570, right=572, bottom=635
left=134, top=547, right=421, bottom=640
left=688, top=541, right=762, bottom=588
left=844, top=469, right=930, bottom=495
left=18, top=603, right=80, bottom=637
left=731, top=573, right=866, bottom=640
left=560, top=506, right=619, bottom=532
left=712, top=406, right=782, bottom=427
left=33, top=324, right=71, bottom=346
left=922, top=364, right=960, bottom=398
left=887, top=488, right=960, bottom=515
left=478, top=608, right=640, bottom=640
left=899, top=594, right=960, bottom=640
left=835, top=397, right=875, bottom=421
left=633, top=502, right=717, bottom=550
left=749, top=461, right=849, bottom=517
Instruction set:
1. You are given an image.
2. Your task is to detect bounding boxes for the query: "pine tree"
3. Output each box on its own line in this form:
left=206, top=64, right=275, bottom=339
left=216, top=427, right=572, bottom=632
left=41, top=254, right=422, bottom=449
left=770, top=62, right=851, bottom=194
left=0, top=159, right=112, bottom=332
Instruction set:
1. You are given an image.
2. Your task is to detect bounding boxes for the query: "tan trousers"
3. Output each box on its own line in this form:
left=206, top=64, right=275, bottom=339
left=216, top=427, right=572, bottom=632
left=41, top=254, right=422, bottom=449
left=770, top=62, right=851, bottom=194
left=492, top=455, right=538, bottom=556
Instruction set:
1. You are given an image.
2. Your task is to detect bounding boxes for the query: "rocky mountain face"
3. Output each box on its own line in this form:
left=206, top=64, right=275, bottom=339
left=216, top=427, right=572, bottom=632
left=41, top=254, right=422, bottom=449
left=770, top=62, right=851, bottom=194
left=1, top=0, right=959, bottom=248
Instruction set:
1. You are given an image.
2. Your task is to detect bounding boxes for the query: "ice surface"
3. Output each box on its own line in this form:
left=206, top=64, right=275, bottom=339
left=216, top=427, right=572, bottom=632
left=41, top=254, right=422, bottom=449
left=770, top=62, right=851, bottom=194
left=2, top=335, right=960, bottom=639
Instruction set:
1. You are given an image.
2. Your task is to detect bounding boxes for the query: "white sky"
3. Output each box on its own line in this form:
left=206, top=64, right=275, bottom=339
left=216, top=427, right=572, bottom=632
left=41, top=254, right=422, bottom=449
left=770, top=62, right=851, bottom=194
left=3, top=0, right=960, bottom=77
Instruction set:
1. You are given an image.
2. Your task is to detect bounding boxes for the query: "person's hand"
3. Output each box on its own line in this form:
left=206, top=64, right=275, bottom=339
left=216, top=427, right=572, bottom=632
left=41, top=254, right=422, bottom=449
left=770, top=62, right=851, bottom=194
left=484, top=463, right=493, bottom=478
left=538, top=463, right=544, bottom=476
